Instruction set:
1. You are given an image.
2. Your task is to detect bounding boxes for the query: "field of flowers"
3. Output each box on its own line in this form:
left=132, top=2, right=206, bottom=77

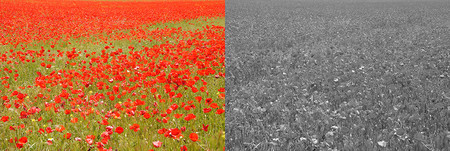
left=226, top=1, right=450, bottom=150
left=0, top=0, right=224, bottom=150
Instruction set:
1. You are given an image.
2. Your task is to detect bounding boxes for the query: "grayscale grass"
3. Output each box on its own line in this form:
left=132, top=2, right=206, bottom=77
left=226, top=1, right=450, bottom=150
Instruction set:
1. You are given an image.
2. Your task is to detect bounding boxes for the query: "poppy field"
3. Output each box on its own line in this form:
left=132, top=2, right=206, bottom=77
left=226, top=1, right=450, bottom=150
left=0, top=0, right=225, bottom=150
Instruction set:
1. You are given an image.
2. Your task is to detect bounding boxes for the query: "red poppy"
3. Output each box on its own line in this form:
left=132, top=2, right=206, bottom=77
left=47, top=140, right=53, bottom=145
left=70, top=117, right=78, bottom=123
left=16, top=143, right=24, bottom=149
left=115, top=126, right=124, bottom=134
left=180, top=145, right=187, bottom=151
left=99, top=119, right=109, bottom=125
left=191, top=87, right=198, bottom=93
left=64, top=133, right=72, bottom=139
left=151, top=88, right=157, bottom=93
left=189, top=133, right=199, bottom=142
left=18, top=137, right=27, bottom=144
left=169, top=128, right=181, bottom=136
left=158, top=128, right=167, bottom=134
left=46, top=127, right=53, bottom=133
left=130, top=124, right=140, bottom=132
left=19, top=111, right=27, bottom=119
left=184, top=114, right=196, bottom=121
left=219, top=93, right=225, bottom=99
left=216, top=109, right=225, bottom=114
left=210, top=103, right=219, bottom=109
left=152, top=141, right=162, bottom=148
left=106, top=126, right=114, bottom=135
left=1, top=116, right=9, bottom=122
left=38, top=128, right=45, bottom=134
left=15, top=136, right=27, bottom=148
left=85, top=135, right=95, bottom=145
left=200, top=86, right=206, bottom=92
left=203, top=108, right=212, bottom=113
left=174, top=113, right=183, bottom=119
left=144, top=113, right=151, bottom=119
left=205, top=98, right=213, bottom=105
left=55, top=125, right=65, bottom=132
left=202, top=124, right=209, bottom=132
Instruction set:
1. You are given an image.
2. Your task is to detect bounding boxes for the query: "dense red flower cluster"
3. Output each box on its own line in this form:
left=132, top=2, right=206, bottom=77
left=0, top=0, right=225, bottom=45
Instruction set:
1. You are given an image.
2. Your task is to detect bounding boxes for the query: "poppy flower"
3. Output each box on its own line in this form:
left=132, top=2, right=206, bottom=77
left=101, top=131, right=110, bottom=138
left=203, top=108, right=212, bottom=113
left=205, top=98, right=213, bottom=105
left=106, top=126, right=114, bottom=135
left=85, top=135, right=95, bottom=145
left=174, top=113, right=183, bottom=119
left=152, top=141, right=162, bottom=148
left=210, top=103, right=219, bottom=109
left=18, top=137, right=27, bottom=144
left=170, top=103, right=179, bottom=110
left=55, top=125, right=65, bottom=132
left=99, top=119, right=109, bottom=125
left=16, top=143, right=24, bottom=149
left=46, top=127, right=53, bottom=133
left=70, top=117, right=78, bottom=123
left=101, top=137, right=109, bottom=145
left=38, top=128, right=45, bottom=134
left=144, top=113, right=151, bottom=119
left=158, top=128, right=167, bottom=134
left=184, top=114, right=196, bottom=121
left=189, top=133, right=199, bottom=142
left=200, top=86, right=206, bottom=92
left=180, top=145, right=187, bottom=151
left=219, top=93, right=225, bottom=99
left=47, top=140, right=53, bottom=145
left=14, top=137, right=27, bottom=148
left=151, top=88, right=157, bottom=93
left=19, top=111, right=28, bottom=119
left=64, top=133, right=72, bottom=139
left=184, top=105, right=193, bottom=111
left=1, top=116, right=9, bottom=122
left=169, top=128, right=181, bottom=136
left=202, top=124, right=209, bottom=132
left=115, top=126, right=124, bottom=134
left=216, top=109, right=225, bottom=114
left=191, top=87, right=198, bottom=93
left=96, top=141, right=104, bottom=148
